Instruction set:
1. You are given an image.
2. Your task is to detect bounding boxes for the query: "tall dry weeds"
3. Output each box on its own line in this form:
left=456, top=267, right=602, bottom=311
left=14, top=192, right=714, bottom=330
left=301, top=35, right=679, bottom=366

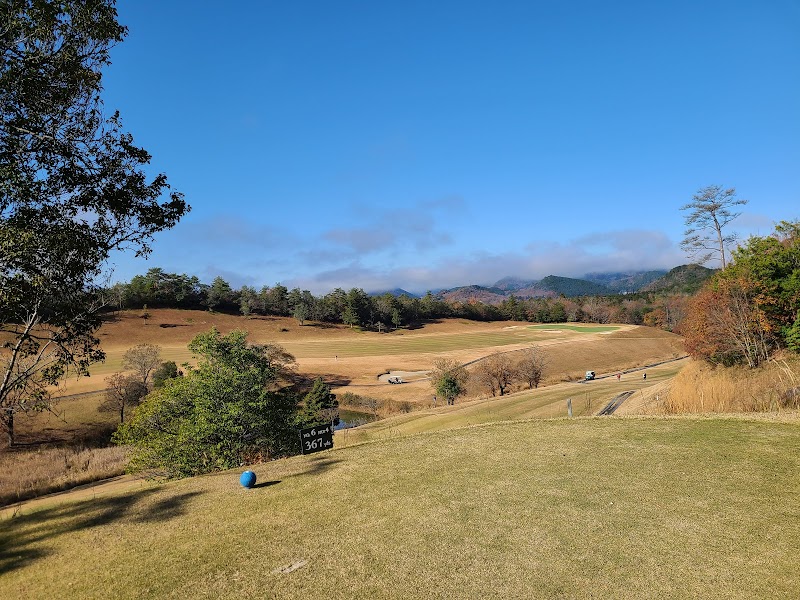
left=0, top=445, right=129, bottom=507
left=664, top=355, right=800, bottom=414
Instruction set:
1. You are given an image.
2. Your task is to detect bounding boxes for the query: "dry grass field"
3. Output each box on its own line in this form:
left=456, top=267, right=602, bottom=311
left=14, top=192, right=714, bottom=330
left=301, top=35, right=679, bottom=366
left=0, top=391, right=129, bottom=506
left=336, top=358, right=688, bottom=447
left=57, top=309, right=684, bottom=403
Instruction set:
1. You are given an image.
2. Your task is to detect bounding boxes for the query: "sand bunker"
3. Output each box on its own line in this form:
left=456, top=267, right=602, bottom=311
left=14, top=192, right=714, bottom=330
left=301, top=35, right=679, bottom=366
left=377, top=370, right=430, bottom=383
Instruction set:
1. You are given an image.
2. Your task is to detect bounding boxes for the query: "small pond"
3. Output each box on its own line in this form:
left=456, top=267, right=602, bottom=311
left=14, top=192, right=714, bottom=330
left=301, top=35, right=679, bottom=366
left=335, top=409, right=376, bottom=430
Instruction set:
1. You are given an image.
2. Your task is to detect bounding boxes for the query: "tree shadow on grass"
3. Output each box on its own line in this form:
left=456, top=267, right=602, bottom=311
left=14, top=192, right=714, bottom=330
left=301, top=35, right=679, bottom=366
left=0, top=488, right=203, bottom=575
left=404, top=319, right=442, bottom=331
left=299, top=456, right=342, bottom=477
left=305, top=321, right=340, bottom=329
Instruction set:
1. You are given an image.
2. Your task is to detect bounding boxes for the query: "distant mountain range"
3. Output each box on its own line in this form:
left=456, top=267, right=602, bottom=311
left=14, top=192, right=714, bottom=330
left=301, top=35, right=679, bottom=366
left=370, top=266, right=715, bottom=303
left=368, top=288, right=419, bottom=298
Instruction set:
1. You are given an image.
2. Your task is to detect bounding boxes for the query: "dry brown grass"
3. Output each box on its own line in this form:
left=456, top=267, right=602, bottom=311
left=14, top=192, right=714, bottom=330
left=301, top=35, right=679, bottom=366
left=52, top=310, right=684, bottom=404
left=663, top=356, right=800, bottom=414
left=1, top=393, right=128, bottom=507
left=0, top=444, right=129, bottom=506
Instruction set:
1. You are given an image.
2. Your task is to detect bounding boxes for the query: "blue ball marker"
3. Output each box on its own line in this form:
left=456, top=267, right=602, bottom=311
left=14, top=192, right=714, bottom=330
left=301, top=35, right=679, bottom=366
left=240, top=470, right=256, bottom=488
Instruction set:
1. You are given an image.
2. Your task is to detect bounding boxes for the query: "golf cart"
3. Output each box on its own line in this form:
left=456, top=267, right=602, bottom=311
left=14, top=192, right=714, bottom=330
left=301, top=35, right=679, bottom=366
left=585, top=371, right=596, bottom=381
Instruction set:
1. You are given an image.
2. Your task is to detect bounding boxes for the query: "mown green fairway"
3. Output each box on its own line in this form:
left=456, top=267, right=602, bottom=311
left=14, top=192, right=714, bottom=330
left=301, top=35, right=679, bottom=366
left=279, top=327, right=564, bottom=358
left=2, top=416, right=798, bottom=599
left=528, top=324, right=620, bottom=333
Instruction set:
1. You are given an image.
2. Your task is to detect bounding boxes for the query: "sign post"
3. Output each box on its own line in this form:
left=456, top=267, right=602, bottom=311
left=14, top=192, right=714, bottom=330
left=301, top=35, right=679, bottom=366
left=299, top=424, right=334, bottom=455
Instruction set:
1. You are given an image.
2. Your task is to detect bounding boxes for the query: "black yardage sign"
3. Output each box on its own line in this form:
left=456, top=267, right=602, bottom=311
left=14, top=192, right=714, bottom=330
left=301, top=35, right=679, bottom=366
left=299, top=424, right=333, bottom=455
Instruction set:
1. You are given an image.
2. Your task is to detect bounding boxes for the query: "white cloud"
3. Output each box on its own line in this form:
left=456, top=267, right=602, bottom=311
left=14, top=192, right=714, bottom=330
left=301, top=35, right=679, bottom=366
left=285, top=228, right=686, bottom=294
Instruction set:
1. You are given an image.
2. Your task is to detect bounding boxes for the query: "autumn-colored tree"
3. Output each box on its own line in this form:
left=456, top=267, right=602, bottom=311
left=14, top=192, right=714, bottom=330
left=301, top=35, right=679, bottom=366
left=475, top=353, right=518, bottom=397
left=581, top=297, right=611, bottom=324
left=643, top=307, right=667, bottom=329
left=682, top=276, right=773, bottom=367
left=516, top=346, right=548, bottom=389
left=681, top=221, right=799, bottom=366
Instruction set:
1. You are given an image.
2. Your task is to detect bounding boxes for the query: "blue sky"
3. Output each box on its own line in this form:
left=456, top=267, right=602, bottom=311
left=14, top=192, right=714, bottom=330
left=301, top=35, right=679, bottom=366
left=102, top=0, right=799, bottom=294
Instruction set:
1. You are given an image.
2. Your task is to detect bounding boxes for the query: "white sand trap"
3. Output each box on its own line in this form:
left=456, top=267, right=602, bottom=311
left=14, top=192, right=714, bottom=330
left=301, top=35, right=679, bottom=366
left=378, top=370, right=430, bottom=383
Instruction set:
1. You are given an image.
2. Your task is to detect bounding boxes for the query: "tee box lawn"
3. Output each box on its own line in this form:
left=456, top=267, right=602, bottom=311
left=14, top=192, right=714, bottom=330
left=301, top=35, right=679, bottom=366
left=1, top=415, right=798, bottom=599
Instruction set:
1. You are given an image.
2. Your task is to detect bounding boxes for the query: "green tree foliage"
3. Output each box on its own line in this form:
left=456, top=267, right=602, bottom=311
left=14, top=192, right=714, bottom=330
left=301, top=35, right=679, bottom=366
left=723, top=221, right=800, bottom=339
left=123, top=268, right=205, bottom=309
left=296, top=377, right=338, bottom=428
left=152, top=361, right=181, bottom=389
left=429, top=358, right=469, bottom=405
left=785, top=313, right=800, bottom=353
left=0, top=0, right=188, bottom=446
left=293, top=303, right=308, bottom=325
left=342, top=305, right=359, bottom=329
left=500, top=296, right=526, bottom=321
left=263, top=284, right=289, bottom=316
left=346, top=288, right=372, bottom=327
left=204, top=276, right=236, bottom=311
left=114, top=329, right=298, bottom=478
left=288, top=289, right=313, bottom=325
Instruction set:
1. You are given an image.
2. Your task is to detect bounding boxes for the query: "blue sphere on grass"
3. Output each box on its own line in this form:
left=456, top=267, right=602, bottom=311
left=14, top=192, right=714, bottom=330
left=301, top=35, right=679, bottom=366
left=240, top=470, right=256, bottom=488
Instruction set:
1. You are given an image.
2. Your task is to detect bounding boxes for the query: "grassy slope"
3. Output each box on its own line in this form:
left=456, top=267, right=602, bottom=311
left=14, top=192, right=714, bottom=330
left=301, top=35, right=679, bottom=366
left=337, top=359, right=686, bottom=446
left=1, top=416, right=798, bottom=599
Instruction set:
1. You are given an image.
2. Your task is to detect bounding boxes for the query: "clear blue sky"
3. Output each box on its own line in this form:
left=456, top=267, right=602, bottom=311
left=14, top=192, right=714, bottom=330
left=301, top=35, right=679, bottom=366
left=102, top=0, right=799, bottom=294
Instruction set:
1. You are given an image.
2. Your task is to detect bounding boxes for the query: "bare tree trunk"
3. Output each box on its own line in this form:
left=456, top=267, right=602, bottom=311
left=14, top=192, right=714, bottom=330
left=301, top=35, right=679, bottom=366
left=4, top=409, right=13, bottom=447
left=715, top=217, right=727, bottom=269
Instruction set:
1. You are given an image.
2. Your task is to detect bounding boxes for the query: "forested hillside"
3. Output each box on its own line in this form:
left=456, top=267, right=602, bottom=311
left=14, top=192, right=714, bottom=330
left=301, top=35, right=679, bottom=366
left=643, top=264, right=716, bottom=294
left=103, top=268, right=690, bottom=331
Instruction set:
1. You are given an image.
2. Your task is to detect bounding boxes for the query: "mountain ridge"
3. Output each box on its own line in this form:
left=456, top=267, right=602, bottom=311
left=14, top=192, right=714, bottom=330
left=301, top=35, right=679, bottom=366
left=427, top=267, right=706, bottom=304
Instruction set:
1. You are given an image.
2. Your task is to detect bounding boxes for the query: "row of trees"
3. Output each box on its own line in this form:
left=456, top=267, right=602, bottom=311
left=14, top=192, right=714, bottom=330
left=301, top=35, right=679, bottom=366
left=105, top=268, right=690, bottom=331
left=429, top=347, right=549, bottom=405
